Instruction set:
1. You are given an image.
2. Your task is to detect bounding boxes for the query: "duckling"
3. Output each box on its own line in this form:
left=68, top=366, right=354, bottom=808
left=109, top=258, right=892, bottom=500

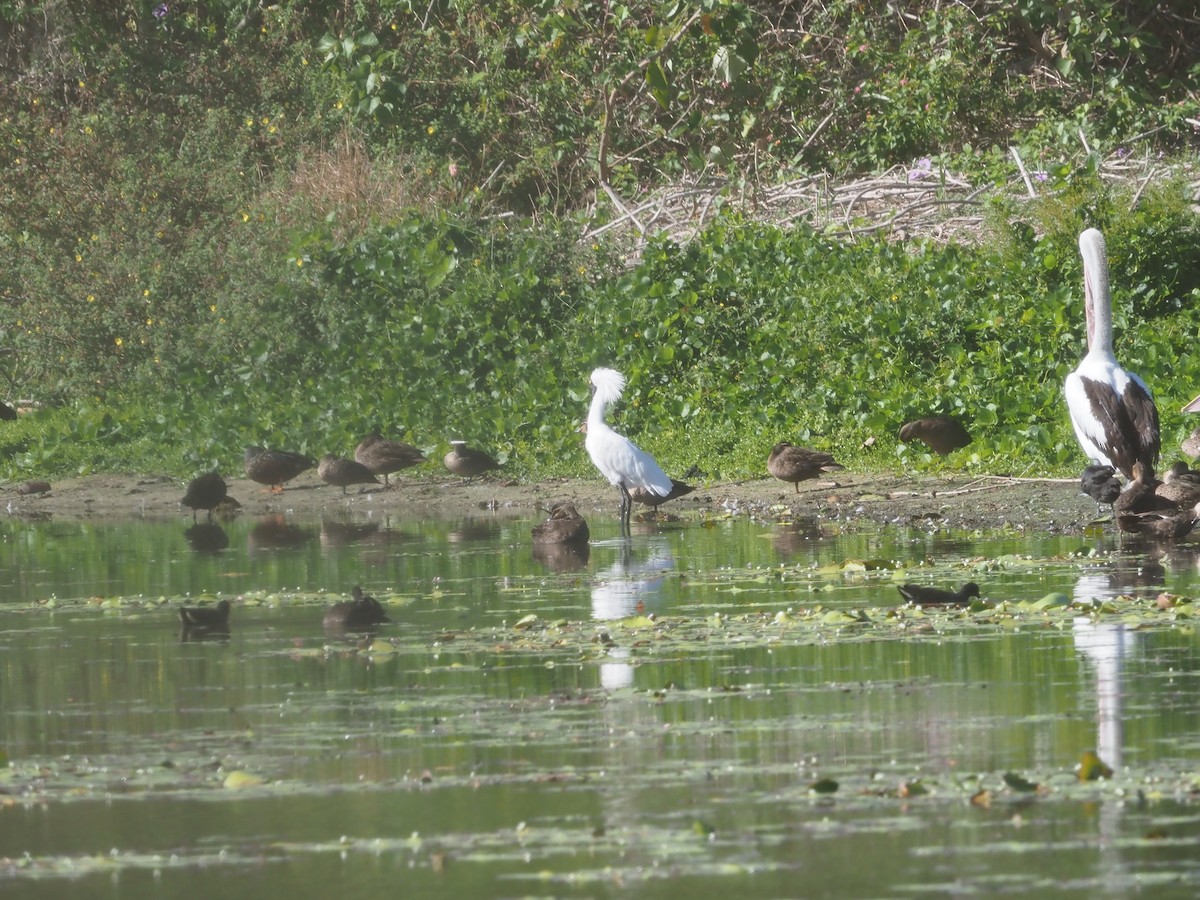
left=531, top=501, right=590, bottom=545
left=244, top=446, right=316, bottom=492
left=181, top=471, right=228, bottom=521
left=354, top=434, right=427, bottom=486
left=323, top=586, right=390, bottom=630
left=898, top=416, right=972, bottom=456
left=318, top=453, right=381, bottom=494
left=767, top=442, right=844, bottom=493
left=178, top=598, right=232, bottom=629
left=443, top=441, right=501, bottom=481
left=897, top=582, right=981, bottom=606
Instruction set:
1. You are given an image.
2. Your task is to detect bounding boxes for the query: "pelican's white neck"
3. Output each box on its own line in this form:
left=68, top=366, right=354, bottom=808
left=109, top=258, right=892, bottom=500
left=1079, top=228, right=1113, bottom=357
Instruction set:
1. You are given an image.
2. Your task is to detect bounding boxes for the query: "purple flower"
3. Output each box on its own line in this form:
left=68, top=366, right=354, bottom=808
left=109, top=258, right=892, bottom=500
left=154, top=4, right=168, bottom=19
left=908, top=157, right=932, bottom=181
left=1033, top=171, right=1049, bottom=182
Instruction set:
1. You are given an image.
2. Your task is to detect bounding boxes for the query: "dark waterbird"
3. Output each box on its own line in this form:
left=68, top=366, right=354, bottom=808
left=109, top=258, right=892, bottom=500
left=898, top=416, right=972, bottom=456
left=323, top=586, right=390, bottom=630
left=318, top=453, right=381, bottom=494
left=443, top=441, right=501, bottom=481
left=767, top=442, right=845, bottom=493
left=531, top=501, right=590, bottom=545
left=181, top=471, right=228, bottom=521
left=244, top=446, right=316, bottom=492
left=897, top=582, right=981, bottom=606
left=178, top=598, right=232, bottom=629
left=354, top=433, right=427, bottom=486
left=1114, top=461, right=1200, bottom=540
left=1080, top=464, right=1122, bottom=516
left=1157, top=461, right=1200, bottom=507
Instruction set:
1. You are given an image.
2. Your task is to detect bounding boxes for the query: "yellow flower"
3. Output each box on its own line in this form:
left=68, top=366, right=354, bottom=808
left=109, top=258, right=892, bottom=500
left=143, top=289, right=150, bottom=296
left=296, top=259, right=303, bottom=267
left=261, top=116, right=269, bottom=125
left=115, top=337, right=123, bottom=346
left=210, top=304, right=217, bottom=312
left=426, top=125, right=436, bottom=135
left=146, top=318, right=153, bottom=326
left=245, top=117, right=254, bottom=127
left=242, top=213, right=249, bottom=222
left=87, top=295, right=95, bottom=303
left=75, top=254, right=82, bottom=262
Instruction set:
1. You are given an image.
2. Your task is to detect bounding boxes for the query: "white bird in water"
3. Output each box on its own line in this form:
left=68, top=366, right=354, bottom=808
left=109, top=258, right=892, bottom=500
left=1064, top=228, right=1159, bottom=481
left=584, top=367, right=673, bottom=535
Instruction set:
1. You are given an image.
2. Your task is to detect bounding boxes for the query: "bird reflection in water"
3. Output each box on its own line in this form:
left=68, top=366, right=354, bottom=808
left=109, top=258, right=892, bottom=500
left=532, top=541, right=590, bottom=572
left=590, top=540, right=674, bottom=690
left=448, top=518, right=500, bottom=543
left=184, top=522, right=229, bottom=554
left=1071, top=556, right=1163, bottom=770
left=248, top=514, right=315, bottom=552
left=319, top=516, right=380, bottom=549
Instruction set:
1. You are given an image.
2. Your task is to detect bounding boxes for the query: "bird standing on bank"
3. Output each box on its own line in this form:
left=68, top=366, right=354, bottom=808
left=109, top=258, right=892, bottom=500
left=1064, top=228, right=1159, bottom=480
left=244, top=446, right=316, bottom=492
left=898, top=416, right=972, bottom=456
left=354, top=434, right=427, bottom=486
left=443, top=441, right=501, bottom=482
left=318, top=453, right=381, bottom=494
left=531, top=501, right=590, bottom=545
left=767, top=442, right=844, bottom=493
left=584, top=367, right=673, bottom=535
left=181, top=471, right=227, bottom=521
left=1080, top=463, right=1122, bottom=517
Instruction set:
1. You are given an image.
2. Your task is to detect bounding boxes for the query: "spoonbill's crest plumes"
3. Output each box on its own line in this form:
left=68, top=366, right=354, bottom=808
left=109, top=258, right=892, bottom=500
left=585, top=367, right=673, bottom=534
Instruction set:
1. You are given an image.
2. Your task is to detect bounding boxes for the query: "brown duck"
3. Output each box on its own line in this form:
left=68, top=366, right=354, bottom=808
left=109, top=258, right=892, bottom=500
left=1156, top=461, right=1200, bottom=507
left=898, top=416, right=971, bottom=455
left=178, top=598, right=232, bottom=629
left=318, top=453, right=381, bottom=494
left=323, top=586, right=390, bottom=630
left=354, top=434, right=427, bottom=486
left=443, top=441, right=501, bottom=481
left=181, top=471, right=228, bottom=521
left=767, top=442, right=844, bottom=493
left=1182, top=428, right=1200, bottom=461
left=531, top=501, right=590, bottom=545
left=244, top=446, right=316, bottom=492
left=630, top=478, right=695, bottom=511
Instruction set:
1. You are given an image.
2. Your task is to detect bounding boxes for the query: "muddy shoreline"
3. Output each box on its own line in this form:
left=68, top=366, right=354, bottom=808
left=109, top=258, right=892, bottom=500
left=3, top=470, right=1098, bottom=533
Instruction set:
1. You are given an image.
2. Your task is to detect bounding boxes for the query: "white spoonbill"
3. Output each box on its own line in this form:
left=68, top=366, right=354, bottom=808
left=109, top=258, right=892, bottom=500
left=584, top=368, right=673, bottom=534
left=1064, top=228, right=1159, bottom=481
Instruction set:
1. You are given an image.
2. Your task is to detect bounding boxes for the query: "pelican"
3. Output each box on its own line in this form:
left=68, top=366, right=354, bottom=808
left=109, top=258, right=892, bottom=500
left=584, top=368, right=673, bottom=535
left=1064, top=228, right=1159, bottom=480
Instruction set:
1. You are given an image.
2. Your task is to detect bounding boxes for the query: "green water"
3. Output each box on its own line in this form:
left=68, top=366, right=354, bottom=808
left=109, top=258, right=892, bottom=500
left=1, top=511, right=1199, bottom=897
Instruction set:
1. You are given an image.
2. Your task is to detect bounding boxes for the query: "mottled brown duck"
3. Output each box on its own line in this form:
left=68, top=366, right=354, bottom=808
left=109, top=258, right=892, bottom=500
left=767, top=442, right=845, bottom=493
left=244, top=446, right=316, bottom=492
left=897, top=582, right=981, bottom=606
left=531, top=501, right=590, bottom=545
left=443, top=441, right=501, bottom=481
left=318, top=453, right=381, bottom=494
left=1182, top=428, right=1200, bottom=461
left=629, top=478, right=695, bottom=512
left=354, top=434, right=427, bottom=486
left=178, top=598, right=232, bottom=629
left=1113, top=461, right=1175, bottom=534
left=898, top=416, right=972, bottom=456
left=1154, top=462, right=1200, bottom=508
left=181, top=471, right=228, bottom=521
left=323, top=586, right=390, bottom=630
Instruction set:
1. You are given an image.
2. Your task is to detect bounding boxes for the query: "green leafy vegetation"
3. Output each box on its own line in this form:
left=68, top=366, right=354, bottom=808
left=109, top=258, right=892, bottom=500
left=2, top=1, right=1198, bottom=481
